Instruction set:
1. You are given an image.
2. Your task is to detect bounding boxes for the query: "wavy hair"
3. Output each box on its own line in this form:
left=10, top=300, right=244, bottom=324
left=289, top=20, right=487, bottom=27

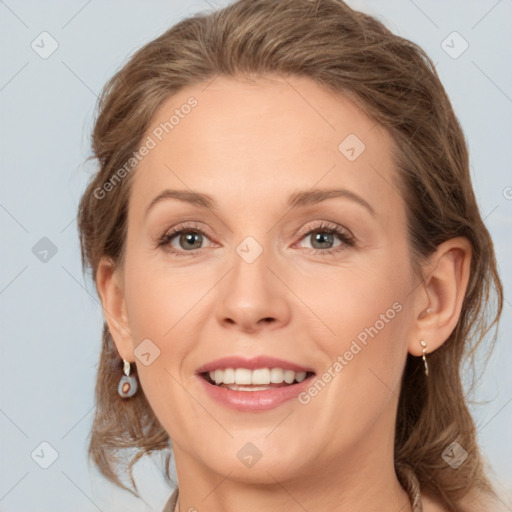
left=77, top=1, right=504, bottom=509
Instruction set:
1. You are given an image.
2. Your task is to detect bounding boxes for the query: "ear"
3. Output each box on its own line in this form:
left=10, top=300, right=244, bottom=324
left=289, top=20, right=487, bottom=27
left=408, top=236, right=472, bottom=357
left=96, top=256, right=134, bottom=362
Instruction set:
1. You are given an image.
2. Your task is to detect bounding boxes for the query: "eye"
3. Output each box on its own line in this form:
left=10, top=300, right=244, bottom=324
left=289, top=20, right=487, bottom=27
left=157, top=222, right=214, bottom=256
left=295, top=221, right=355, bottom=256
left=156, top=220, right=355, bottom=257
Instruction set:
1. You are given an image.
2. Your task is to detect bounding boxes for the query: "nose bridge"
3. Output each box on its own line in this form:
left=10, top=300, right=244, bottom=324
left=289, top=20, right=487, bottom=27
left=228, top=233, right=275, bottom=305
left=234, top=235, right=271, bottom=288
left=215, top=232, right=291, bottom=331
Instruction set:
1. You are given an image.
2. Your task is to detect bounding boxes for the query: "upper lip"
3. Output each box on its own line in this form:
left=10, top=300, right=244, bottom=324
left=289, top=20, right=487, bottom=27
left=196, top=356, right=315, bottom=374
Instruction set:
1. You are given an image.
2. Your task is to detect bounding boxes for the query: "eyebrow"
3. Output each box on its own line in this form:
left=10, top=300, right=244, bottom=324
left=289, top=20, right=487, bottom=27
left=288, top=188, right=375, bottom=216
left=144, top=187, right=375, bottom=218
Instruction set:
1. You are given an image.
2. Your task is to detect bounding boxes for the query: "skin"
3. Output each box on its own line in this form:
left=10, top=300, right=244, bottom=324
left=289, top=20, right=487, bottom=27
left=97, top=75, right=472, bottom=512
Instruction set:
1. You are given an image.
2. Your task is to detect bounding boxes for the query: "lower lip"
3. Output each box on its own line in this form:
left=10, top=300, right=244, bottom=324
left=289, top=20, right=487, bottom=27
left=197, top=375, right=314, bottom=412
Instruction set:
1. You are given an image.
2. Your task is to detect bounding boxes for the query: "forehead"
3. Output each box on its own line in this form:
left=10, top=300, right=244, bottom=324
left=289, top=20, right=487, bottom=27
left=129, top=75, right=401, bottom=223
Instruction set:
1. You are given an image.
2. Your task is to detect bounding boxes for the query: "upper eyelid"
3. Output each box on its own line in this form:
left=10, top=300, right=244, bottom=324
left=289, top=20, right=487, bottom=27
left=295, top=220, right=350, bottom=236
left=163, top=219, right=345, bottom=235
left=161, top=220, right=352, bottom=246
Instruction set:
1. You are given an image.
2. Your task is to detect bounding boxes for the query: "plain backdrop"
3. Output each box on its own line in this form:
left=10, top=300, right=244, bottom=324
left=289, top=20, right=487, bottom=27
left=1, top=1, right=511, bottom=510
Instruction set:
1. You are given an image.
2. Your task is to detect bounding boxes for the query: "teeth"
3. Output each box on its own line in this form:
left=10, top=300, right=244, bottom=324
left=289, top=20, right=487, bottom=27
left=295, top=371, right=307, bottom=382
left=235, top=368, right=252, bottom=385
left=270, top=368, right=284, bottom=383
left=223, top=368, right=235, bottom=384
left=252, top=368, right=270, bottom=385
left=284, top=370, right=295, bottom=384
left=207, top=368, right=308, bottom=386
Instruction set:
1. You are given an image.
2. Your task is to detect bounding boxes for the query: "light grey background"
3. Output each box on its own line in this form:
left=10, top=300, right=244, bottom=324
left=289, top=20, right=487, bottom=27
left=1, top=1, right=511, bottom=510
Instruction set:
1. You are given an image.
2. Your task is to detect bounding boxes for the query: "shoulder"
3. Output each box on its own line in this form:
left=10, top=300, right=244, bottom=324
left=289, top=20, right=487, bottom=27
left=161, top=487, right=178, bottom=512
left=421, top=489, right=512, bottom=512
left=458, top=487, right=512, bottom=512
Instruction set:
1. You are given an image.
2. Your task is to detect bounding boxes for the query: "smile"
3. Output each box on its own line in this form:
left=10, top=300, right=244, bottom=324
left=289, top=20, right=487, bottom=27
left=196, top=357, right=316, bottom=411
left=204, top=367, right=310, bottom=389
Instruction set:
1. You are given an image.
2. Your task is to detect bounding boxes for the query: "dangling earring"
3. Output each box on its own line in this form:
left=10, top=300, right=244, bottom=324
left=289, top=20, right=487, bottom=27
left=118, top=359, right=138, bottom=397
left=419, top=340, right=429, bottom=377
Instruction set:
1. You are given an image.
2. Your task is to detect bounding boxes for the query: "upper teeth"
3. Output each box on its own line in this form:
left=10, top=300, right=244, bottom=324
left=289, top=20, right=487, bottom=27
left=208, top=368, right=307, bottom=386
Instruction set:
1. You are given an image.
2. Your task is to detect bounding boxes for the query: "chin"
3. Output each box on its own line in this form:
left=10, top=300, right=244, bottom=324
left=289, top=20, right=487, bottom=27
left=187, top=434, right=316, bottom=484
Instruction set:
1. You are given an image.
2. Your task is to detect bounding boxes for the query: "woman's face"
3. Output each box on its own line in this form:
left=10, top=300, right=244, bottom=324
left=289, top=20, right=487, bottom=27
left=106, top=75, right=424, bottom=484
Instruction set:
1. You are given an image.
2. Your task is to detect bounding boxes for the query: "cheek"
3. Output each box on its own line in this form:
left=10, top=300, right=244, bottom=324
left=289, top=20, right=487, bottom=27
left=300, top=262, right=408, bottom=341
left=121, top=260, right=199, bottom=438
left=300, top=255, right=412, bottom=390
left=123, top=248, right=210, bottom=342
left=295, top=266, right=411, bottom=442
left=120, top=251, right=220, bottom=426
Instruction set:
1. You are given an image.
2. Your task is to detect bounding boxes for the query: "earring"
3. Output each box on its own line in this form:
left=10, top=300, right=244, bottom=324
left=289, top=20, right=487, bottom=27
left=419, top=340, right=429, bottom=377
left=118, top=359, right=138, bottom=398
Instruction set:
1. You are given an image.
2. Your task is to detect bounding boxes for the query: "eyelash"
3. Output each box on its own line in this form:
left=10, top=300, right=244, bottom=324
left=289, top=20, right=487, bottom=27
left=157, top=221, right=356, bottom=257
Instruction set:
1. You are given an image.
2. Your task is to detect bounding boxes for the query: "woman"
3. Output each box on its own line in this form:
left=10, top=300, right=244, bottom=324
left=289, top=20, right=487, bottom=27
left=77, top=1, right=505, bottom=510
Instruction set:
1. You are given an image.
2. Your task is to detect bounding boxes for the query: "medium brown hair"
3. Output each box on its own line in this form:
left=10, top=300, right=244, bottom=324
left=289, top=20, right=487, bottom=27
left=77, top=0, right=504, bottom=509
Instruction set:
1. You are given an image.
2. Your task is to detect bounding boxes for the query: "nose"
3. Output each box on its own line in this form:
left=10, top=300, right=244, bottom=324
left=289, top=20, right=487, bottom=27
left=215, top=248, right=292, bottom=334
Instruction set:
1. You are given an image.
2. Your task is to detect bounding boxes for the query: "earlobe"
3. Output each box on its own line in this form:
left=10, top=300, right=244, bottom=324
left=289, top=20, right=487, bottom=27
left=408, top=237, right=472, bottom=357
left=96, top=257, right=134, bottom=361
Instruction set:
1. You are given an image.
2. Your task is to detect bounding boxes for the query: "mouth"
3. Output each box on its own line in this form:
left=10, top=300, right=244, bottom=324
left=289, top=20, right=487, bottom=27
left=200, top=367, right=315, bottom=391
left=195, top=357, right=316, bottom=411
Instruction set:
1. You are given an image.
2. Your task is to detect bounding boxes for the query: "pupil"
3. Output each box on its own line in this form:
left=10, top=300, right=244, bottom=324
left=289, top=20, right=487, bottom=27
left=181, top=232, right=202, bottom=249
left=312, top=232, right=333, bottom=249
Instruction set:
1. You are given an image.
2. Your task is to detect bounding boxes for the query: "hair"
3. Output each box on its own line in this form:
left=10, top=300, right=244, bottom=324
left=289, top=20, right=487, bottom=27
left=77, top=0, right=504, bottom=510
